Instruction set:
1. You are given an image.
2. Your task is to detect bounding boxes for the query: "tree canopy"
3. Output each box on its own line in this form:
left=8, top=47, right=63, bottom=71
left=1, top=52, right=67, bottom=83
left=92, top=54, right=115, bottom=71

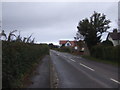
left=76, top=11, right=111, bottom=50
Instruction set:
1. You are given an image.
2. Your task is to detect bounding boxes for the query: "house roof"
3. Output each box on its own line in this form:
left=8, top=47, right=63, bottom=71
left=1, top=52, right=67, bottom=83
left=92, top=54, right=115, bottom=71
left=59, top=40, right=76, bottom=46
left=109, top=32, right=120, bottom=40
left=70, top=41, right=76, bottom=46
left=59, top=40, right=68, bottom=44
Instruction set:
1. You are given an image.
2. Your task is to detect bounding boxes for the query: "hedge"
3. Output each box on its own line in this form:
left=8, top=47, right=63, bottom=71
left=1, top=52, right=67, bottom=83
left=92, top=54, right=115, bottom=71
left=54, top=47, right=73, bottom=53
left=91, top=45, right=120, bottom=63
left=2, top=41, right=49, bottom=88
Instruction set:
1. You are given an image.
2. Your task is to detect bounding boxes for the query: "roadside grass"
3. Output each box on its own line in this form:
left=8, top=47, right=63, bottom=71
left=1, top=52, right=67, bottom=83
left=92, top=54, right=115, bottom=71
left=82, top=55, right=119, bottom=67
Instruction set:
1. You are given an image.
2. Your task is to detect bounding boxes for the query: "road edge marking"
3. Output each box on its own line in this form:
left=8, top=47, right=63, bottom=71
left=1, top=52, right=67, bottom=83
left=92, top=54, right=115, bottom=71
left=80, top=63, right=95, bottom=71
left=110, top=78, right=120, bottom=84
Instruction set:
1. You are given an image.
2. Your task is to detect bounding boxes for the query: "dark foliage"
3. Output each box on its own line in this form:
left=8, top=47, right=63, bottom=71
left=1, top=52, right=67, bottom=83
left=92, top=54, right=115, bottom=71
left=55, top=46, right=73, bottom=53
left=48, top=43, right=59, bottom=49
left=101, top=40, right=113, bottom=46
left=77, top=11, right=111, bottom=50
left=91, top=45, right=120, bottom=63
left=2, top=41, right=49, bottom=88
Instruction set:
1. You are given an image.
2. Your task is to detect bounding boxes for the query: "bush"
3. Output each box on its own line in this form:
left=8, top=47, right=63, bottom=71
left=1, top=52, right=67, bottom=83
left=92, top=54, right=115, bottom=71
left=60, top=47, right=71, bottom=52
left=101, top=40, right=113, bottom=46
left=2, top=41, right=49, bottom=88
left=91, top=45, right=120, bottom=63
left=55, top=46, right=73, bottom=53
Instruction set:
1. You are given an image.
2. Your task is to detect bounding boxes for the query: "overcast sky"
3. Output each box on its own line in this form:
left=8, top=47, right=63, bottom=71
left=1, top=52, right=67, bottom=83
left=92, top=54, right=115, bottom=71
left=2, top=2, right=118, bottom=45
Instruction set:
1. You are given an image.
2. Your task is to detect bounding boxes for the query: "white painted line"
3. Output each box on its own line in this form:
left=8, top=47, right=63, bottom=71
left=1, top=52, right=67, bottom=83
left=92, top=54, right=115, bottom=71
left=79, top=63, right=95, bottom=71
left=110, top=78, right=120, bottom=84
left=70, top=59, right=76, bottom=62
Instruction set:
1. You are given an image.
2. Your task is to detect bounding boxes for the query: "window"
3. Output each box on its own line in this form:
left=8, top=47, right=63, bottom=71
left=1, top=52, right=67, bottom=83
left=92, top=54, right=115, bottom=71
left=67, top=43, right=70, bottom=46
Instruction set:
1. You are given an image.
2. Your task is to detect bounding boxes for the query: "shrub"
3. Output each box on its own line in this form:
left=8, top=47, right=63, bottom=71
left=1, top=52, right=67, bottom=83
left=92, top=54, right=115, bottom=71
left=91, top=45, right=120, bottom=63
left=101, top=40, right=113, bottom=46
left=58, top=46, right=73, bottom=53
left=2, top=41, right=49, bottom=88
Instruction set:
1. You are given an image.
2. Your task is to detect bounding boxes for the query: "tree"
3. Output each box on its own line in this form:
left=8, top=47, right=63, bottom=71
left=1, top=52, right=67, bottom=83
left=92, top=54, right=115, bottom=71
left=74, top=31, right=84, bottom=41
left=49, top=43, right=59, bottom=49
left=49, top=43, right=54, bottom=49
left=77, top=11, right=111, bottom=50
left=101, top=40, right=113, bottom=46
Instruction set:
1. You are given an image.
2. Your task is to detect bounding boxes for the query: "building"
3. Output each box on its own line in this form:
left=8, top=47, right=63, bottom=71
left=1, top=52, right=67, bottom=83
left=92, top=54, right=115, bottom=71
left=59, top=40, right=90, bottom=55
left=107, top=29, right=120, bottom=46
left=59, top=40, right=79, bottom=49
left=59, top=40, right=76, bottom=47
left=59, top=40, right=85, bottom=51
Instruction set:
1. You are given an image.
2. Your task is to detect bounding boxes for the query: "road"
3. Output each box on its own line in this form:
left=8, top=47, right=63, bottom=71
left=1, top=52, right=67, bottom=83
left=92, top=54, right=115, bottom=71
left=50, top=50, right=120, bottom=88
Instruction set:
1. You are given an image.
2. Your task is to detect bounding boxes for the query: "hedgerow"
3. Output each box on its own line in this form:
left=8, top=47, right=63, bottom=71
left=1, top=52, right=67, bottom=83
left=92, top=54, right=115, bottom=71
left=54, top=46, right=73, bottom=53
left=91, top=45, right=120, bottom=64
left=2, top=41, right=49, bottom=88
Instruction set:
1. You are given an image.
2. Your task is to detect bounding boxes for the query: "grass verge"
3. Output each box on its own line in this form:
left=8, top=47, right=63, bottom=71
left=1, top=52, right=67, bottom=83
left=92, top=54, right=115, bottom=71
left=82, top=55, right=119, bottom=67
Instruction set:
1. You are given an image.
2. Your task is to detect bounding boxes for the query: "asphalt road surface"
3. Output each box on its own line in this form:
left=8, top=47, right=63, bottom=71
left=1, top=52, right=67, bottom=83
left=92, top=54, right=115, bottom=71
left=50, top=50, right=120, bottom=88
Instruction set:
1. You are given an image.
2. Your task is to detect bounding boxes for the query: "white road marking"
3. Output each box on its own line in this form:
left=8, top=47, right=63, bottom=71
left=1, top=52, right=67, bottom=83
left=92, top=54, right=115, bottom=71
left=70, top=59, right=76, bottom=62
left=79, top=63, right=95, bottom=71
left=62, top=55, right=76, bottom=62
left=110, top=78, right=120, bottom=84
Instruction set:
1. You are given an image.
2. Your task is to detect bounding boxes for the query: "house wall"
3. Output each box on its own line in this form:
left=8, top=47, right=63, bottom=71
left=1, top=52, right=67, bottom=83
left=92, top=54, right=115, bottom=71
left=65, top=41, right=72, bottom=47
left=113, top=40, right=120, bottom=46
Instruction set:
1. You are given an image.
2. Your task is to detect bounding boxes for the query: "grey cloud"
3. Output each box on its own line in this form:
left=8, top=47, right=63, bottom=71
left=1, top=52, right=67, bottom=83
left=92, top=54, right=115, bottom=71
left=2, top=2, right=118, bottom=44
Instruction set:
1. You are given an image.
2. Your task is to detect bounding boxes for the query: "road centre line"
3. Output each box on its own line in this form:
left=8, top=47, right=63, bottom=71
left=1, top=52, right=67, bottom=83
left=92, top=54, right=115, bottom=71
left=62, top=55, right=76, bottom=62
left=55, top=52, right=120, bottom=85
left=110, top=78, right=120, bottom=84
left=70, top=59, right=76, bottom=62
left=79, top=63, right=95, bottom=71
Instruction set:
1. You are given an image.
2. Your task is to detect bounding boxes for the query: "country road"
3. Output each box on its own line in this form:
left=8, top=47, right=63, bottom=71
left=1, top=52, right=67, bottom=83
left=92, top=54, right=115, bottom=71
left=50, top=50, right=120, bottom=88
